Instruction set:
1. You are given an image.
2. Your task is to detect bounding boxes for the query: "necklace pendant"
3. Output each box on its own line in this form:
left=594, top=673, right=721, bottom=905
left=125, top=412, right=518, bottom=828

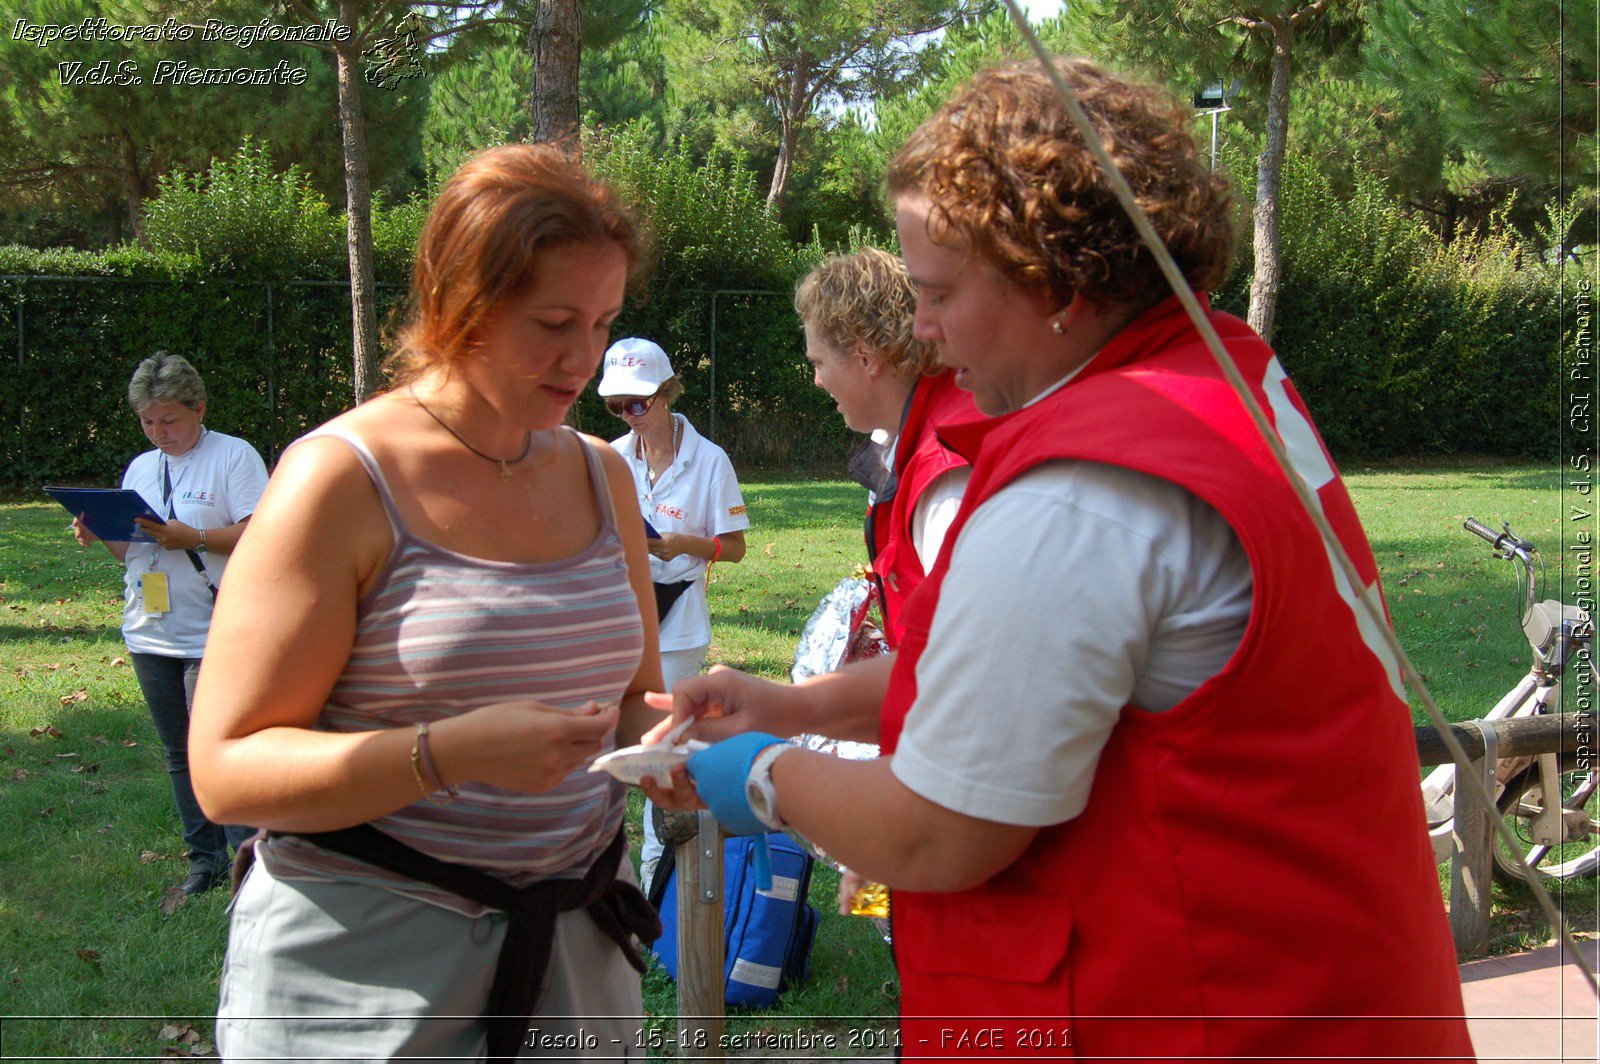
left=498, top=460, right=511, bottom=481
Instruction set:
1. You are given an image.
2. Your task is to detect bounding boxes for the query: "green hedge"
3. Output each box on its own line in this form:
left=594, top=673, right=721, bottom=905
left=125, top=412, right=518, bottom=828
left=0, top=135, right=1574, bottom=488
left=1213, top=152, right=1569, bottom=459
left=0, top=267, right=398, bottom=485
left=0, top=262, right=844, bottom=487
left=1, top=130, right=854, bottom=487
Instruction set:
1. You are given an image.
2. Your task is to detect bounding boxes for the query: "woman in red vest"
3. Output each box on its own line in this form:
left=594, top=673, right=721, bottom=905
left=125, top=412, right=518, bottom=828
left=794, top=246, right=976, bottom=644
left=645, top=57, right=1473, bottom=1061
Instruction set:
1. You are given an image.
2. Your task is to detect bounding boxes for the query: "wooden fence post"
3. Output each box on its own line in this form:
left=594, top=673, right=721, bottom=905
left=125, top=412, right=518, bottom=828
left=674, top=810, right=725, bottom=1061
left=1418, top=714, right=1583, bottom=958
left=1449, top=752, right=1494, bottom=959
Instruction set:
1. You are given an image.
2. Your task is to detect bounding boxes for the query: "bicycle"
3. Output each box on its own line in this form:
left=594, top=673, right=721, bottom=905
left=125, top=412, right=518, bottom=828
left=1420, top=518, right=1599, bottom=883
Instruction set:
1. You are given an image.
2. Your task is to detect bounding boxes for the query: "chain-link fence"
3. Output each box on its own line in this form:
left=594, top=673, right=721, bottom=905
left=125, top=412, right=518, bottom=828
left=3, top=277, right=854, bottom=486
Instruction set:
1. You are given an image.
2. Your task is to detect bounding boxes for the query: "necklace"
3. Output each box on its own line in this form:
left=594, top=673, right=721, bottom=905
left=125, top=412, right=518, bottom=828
left=643, top=416, right=680, bottom=486
left=410, top=386, right=532, bottom=481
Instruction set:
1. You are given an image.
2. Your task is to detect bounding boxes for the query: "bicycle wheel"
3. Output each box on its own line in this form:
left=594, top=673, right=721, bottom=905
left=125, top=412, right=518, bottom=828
left=1491, top=757, right=1600, bottom=884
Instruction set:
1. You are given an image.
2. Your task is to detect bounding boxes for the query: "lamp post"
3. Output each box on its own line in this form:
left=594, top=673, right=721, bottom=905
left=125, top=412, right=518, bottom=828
left=1192, top=79, right=1242, bottom=171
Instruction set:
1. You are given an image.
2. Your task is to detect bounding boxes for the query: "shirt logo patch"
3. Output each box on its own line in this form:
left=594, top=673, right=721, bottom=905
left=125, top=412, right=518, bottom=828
left=728, top=505, right=747, bottom=516
left=655, top=503, right=686, bottom=521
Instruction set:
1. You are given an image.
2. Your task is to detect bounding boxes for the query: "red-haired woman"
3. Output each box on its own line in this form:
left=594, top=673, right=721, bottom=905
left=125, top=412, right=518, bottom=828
left=191, top=144, right=684, bottom=1058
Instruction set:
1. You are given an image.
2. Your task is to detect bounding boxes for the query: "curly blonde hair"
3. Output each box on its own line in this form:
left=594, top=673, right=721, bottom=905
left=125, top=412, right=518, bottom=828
left=794, top=247, right=939, bottom=377
left=885, top=57, right=1233, bottom=309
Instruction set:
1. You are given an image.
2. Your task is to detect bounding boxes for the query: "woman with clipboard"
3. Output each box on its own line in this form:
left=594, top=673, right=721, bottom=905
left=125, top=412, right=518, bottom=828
left=69, top=352, right=268, bottom=898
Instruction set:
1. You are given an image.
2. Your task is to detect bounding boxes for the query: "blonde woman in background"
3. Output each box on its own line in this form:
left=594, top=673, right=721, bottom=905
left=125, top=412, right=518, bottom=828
left=794, top=246, right=975, bottom=644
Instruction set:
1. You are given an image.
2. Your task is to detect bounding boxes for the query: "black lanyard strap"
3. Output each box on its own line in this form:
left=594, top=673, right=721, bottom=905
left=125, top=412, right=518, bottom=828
left=160, top=454, right=219, bottom=602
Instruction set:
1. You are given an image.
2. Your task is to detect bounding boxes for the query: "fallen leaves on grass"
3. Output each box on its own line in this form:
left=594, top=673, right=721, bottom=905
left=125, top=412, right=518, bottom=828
left=70, top=762, right=99, bottom=775
left=159, top=886, right=189, bottom=916
left=158, top=1041, right=217, bottom=1058
left=76, top=947, right=102, bottom=974
left=10, top=769, right=30, bottom=781
left=59, top=688, right=88, bottom=705
left=157, top=1023, right=216, bottom=1058
left=29, top=725, right=63, bottom=739
left=763, top=542, right=776, bottom=557
left=110, top=656, right=126, bottom=667
left=122, top=739, right=140, bottom=748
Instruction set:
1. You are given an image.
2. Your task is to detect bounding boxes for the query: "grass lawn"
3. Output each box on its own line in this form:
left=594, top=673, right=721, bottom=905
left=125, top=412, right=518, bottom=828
left=1, top=462, right=1594, bottom=1056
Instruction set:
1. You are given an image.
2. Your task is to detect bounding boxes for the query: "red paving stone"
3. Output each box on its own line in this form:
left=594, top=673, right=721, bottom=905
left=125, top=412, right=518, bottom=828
left=1460, top=941, right=1598, bottom=1062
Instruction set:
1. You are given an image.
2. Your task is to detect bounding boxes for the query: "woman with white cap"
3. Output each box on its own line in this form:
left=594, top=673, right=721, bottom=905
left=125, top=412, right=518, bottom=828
left=598, top=337, right=749, bottom=889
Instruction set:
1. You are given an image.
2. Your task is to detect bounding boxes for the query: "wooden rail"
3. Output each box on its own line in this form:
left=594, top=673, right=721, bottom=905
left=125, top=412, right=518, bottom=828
left=1415, top=712, right=1584, bottom=767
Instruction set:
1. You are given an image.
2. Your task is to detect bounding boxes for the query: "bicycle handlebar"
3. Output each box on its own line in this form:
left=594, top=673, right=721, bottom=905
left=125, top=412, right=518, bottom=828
left=1464, top=517, right=1540, bottom=616
left=1463, top=517, right=1503, bottom=547
left=1462, top=518, right=1536, bottom=557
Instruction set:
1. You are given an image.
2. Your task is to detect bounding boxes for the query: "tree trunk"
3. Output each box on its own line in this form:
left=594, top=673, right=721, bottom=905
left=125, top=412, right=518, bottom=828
left=336, top=0, right=380, bottom=405
left=1441, top=188, right=1459, bottom=246
left=767, top=113, right=798, bottom=212
left=1248, top=18, right=1294, bottom=345
left=765, top=59, right=810, bottom=212
left=120, top=171, right=148, bottom=249
left=529, top=0, right=582, bottom=154
left=119, top=138, right=148, bottom=248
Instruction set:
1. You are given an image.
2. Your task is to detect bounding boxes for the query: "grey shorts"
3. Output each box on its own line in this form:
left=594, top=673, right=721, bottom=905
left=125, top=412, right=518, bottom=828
left=217, top=856, right=645, bottom=1060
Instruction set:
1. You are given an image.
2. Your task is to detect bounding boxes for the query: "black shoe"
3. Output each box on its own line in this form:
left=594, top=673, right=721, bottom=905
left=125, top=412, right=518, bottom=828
left=180, top=868, right=224, bottom=896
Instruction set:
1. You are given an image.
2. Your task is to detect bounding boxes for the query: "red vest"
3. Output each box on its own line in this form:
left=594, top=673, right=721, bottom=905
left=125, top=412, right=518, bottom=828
left=866, top=371, right=973, bottom=645
left=881, top=298, right=1472, bottom=1061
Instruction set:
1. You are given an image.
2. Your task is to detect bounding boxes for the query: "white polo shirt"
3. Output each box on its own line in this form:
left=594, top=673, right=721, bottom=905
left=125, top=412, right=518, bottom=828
left=610, top=414, right=749, bottom=652
left=890, top=459, right=1253, bottom=828
left=119, top=429, right=269, bottom=658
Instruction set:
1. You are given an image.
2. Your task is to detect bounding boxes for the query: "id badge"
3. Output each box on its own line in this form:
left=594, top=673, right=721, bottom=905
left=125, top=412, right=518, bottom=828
left=140, top=571, right=170, bottom=614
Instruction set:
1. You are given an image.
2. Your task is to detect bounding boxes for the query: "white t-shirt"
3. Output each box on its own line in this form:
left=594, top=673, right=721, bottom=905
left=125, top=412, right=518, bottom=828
left=119, top=429, right=270, bottom=657
left=890, top=460, right=1254, bottom=828
left=611, top=414, right=750, bottom=652
left=908, top=467, right=970, bottom=568
left=876, top=429, right=970, bottom=569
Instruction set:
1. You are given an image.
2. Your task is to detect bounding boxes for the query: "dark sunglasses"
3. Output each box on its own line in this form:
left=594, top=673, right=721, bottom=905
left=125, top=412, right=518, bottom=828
left=606, top=395, right=657, bottom=418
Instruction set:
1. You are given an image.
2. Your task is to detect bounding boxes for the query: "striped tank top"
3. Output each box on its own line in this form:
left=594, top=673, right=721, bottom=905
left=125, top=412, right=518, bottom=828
left=256, top=425, right=644, bottom=915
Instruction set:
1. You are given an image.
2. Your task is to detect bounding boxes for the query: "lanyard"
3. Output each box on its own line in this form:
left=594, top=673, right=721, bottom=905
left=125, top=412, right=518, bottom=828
left=155, top=439, right=218, bottom=600
left=160, top=455, right=178, bottom=519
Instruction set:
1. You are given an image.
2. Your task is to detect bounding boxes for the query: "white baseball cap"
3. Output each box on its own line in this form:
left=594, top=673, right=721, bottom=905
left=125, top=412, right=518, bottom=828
left=598, top=338, right=675, bottom=397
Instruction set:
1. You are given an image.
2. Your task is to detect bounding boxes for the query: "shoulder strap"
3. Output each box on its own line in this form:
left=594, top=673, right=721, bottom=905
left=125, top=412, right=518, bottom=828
left=298, top=425, right=407, bottom=541
left=572, top=428, right=620, bottom=534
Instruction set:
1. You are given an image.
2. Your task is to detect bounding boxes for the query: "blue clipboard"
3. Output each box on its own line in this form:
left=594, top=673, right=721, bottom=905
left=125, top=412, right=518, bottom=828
left=644, top=517, right=662, bottom=539
left=45, top=486, right=164, bottom=542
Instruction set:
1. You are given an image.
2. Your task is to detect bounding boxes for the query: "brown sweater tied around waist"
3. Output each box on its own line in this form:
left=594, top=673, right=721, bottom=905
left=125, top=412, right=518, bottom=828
left=233, top=823, right=660, bottom=1060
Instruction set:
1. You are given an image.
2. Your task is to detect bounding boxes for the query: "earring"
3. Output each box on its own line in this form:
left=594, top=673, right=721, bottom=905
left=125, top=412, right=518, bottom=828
left=1050, top=318, right=1066, bottom=335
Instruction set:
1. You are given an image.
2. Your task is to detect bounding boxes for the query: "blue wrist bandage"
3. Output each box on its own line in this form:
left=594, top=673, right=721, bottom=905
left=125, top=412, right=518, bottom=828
left=687, top=732, right=791, bottom=837
left=687, top=732, right=793, bottom=892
